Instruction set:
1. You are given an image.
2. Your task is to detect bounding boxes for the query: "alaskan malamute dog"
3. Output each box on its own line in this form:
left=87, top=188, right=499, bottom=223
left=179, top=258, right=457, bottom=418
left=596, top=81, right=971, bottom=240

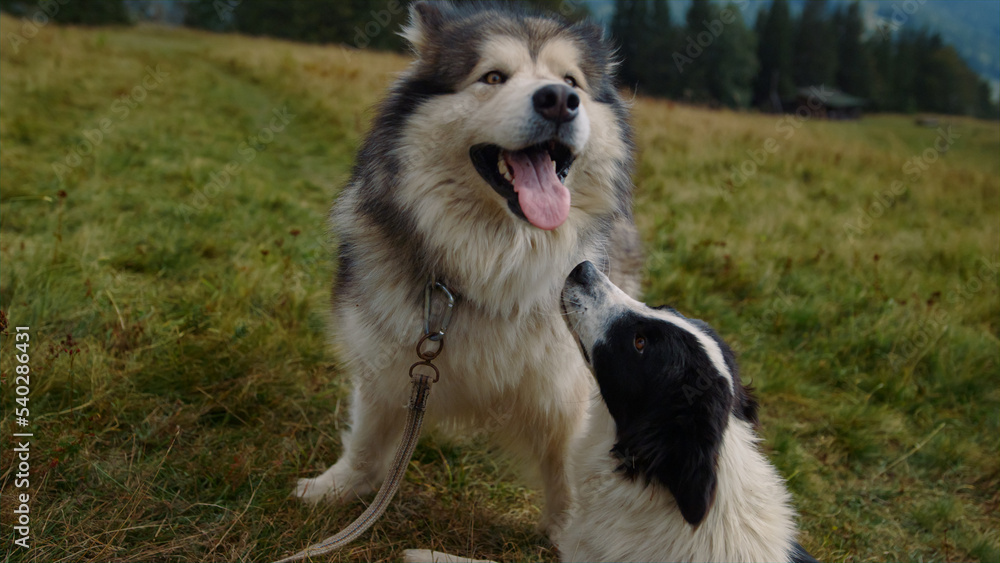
left=294, top=1, right=640, bottom=533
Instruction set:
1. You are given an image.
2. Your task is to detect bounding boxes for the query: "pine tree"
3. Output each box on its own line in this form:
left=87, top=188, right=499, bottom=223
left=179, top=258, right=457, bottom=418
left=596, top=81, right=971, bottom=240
left=834, top=2, right=872, bottom=97
left=677, top=0, right=715, bottom=103
left=21, top=0, right=131, bottom=25
left=891, top=29, right=920, bottom=113
left=867, top=33, right=894, bottom=110
left=609, top=0, right=648, bottom=92
left=910, top=31, right=943, bottom=111
left=184, top=0, right=236, bottom=32
left=976, top=82, right=1000, bottom=120
left=753, top=0, right=794, bottom=110
left=610, top=0, right=674, bottom=97
left=528, top=0, right=592, bottom=22
left=645, top=0, right=676, bottom=97
left=793, top=0, right=836, bottom=88
left=710, top=3, right=757, bottom=108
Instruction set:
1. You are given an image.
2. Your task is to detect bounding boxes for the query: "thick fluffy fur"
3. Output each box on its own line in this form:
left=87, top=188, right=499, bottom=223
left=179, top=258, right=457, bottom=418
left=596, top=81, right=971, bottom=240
left=558, top=262, right=815, bottom=563
left=294, top=1, right=640, bottom=534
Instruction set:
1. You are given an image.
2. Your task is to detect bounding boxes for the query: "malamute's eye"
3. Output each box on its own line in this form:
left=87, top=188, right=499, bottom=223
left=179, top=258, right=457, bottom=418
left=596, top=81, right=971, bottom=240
left=634, top=334, right=646, bottom=353
left=564, top=75, right=578, bottom=88
left=481, top=71, right=507, bottom=85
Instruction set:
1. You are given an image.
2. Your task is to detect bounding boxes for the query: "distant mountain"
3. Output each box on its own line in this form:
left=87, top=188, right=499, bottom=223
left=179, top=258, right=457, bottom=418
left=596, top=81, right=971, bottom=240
left=587, top=0, right=999, bottom=100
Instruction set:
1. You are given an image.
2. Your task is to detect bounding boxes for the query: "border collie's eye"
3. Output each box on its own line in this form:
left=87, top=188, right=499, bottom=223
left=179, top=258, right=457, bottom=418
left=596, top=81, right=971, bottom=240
left=481, top=71, right=507, bottom=85
left=564, top=75, right=578, bottom=88
left=634, top=335, right=646, bottom=353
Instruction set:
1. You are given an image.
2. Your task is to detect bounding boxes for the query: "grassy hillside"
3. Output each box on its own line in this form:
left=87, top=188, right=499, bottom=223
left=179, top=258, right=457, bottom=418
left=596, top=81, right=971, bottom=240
left=1, top=16, right=997, bottom=562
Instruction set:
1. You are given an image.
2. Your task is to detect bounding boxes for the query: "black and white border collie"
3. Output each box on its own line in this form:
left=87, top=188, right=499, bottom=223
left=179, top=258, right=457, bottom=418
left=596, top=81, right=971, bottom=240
left=558, top=261, right=816, bottom=563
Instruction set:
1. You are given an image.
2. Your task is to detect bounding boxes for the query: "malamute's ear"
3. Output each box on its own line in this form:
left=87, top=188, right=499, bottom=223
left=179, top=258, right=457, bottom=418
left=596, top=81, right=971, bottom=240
left=569, top=19, right=618, bottom=74
left=402, top=1, right=449, bottom=55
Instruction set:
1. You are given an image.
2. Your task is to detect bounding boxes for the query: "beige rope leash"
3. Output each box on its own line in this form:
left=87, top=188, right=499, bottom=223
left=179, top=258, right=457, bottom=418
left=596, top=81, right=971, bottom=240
left=275, top=373, right=434, bottom=562
left=275, top=281, right=454, bottom=562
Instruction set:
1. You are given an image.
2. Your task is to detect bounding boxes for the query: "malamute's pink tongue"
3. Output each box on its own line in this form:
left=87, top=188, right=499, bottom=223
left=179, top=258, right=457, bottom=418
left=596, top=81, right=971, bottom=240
left=506, top=149, right=570, bottom=230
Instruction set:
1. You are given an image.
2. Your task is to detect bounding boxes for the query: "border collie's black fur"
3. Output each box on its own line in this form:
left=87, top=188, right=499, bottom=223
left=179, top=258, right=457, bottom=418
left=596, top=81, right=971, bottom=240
left=597, top=309, right=759, bottom=525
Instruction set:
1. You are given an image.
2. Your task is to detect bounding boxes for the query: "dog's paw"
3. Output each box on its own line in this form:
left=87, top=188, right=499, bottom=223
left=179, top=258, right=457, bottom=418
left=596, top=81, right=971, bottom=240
left=293, top=463, right=375, bottom=504
left=294, top=475, right=333, bottom=503
left=402, top=549, right=493, bottom=563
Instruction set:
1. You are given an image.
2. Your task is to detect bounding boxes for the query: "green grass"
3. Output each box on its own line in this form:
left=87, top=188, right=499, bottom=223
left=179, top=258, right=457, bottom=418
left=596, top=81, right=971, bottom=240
left=1, top=17, right=998, bottom=563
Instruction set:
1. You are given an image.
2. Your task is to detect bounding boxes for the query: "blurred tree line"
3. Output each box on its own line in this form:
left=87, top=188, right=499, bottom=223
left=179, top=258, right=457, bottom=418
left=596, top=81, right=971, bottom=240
left=0, top=0, right=129, bottom=25
left=184, top=0, right=407, bottom=50
left=1, top=0, right=995, bottom=119
left=612, top=0, right=998, bottom=119
left=181, top=0, right=585, bottom=51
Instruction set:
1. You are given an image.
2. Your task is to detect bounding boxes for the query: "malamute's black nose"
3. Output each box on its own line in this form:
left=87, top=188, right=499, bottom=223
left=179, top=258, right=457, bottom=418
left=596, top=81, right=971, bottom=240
left=533, top=84, right=579, bottom=123
left=569, top=261, right=597, bottom=286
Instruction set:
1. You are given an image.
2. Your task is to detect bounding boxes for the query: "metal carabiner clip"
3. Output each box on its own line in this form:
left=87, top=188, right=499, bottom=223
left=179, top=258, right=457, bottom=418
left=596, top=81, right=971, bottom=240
left=423, top=280, right=455, bottom=341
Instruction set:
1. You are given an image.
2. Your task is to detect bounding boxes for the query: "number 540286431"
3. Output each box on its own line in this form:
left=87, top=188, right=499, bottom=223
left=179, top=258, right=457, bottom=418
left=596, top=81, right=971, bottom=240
left=14, top=327, right=30, bottom=413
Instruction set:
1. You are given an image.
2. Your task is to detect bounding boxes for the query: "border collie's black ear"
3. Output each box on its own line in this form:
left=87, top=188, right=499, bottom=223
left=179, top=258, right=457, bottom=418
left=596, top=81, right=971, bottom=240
left=664, top=318, right=732, bottom=524
left=736, top=381, right=759, bottom=425
left=616, top=384, right=727, bottom=527
left=402, top=1, right=449, bottom=54
left=604, top=312, right=732, bottom=528
left=665, top=434, right=721, bottom=526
